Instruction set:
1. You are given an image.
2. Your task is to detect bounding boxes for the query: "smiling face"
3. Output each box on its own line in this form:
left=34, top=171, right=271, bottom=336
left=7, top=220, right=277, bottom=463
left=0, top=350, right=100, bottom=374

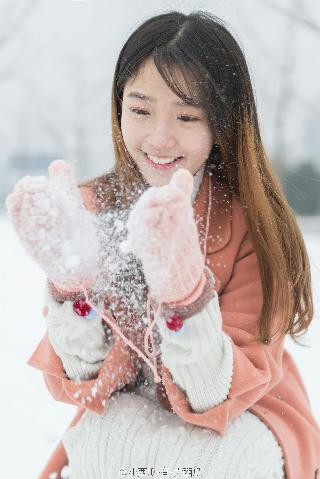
left=120, top=57, right=214, bottom=187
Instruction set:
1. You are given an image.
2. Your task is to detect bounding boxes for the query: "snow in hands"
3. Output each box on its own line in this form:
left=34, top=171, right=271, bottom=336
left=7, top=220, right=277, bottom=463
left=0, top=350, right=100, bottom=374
left=120, top=168, right=205, bottom=304
left=5, top=159, right=100, bottom=292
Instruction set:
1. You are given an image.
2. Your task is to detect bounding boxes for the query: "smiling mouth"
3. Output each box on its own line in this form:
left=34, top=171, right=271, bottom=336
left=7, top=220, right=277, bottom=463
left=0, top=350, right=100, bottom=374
left=143, top=151, right=184, bottom=168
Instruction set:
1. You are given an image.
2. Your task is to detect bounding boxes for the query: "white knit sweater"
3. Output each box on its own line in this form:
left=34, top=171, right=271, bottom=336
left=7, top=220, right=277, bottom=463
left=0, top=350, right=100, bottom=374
left=45, top=292, right=286, bottom=479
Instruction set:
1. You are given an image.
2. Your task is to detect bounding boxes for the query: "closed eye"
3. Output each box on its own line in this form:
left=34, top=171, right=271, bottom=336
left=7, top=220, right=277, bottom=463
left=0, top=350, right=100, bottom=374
left=178, top=115, right=199, bottom=122
left=130, top=108, right=150, bottom=116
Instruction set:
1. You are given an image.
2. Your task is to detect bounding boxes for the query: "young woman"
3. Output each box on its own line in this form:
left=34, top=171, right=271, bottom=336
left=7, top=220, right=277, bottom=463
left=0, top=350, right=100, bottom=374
left=6, top=10, right=320, bottom=479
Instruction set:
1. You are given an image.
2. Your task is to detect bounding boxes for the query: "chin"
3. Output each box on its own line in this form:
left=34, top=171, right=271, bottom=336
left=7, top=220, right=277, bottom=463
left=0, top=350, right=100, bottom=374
left=140, top=166, right=187, bottom=187
left=135, top=160, right=193, bottom=188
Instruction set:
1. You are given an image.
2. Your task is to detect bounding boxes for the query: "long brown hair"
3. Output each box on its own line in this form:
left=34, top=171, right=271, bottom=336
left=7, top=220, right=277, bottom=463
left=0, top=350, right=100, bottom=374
left=84, top=11, right=313, bottom=345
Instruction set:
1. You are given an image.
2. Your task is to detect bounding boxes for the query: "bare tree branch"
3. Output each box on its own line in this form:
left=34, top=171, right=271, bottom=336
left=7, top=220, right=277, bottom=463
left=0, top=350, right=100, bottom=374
left=0, top=38, right=53, bottom=82
left=0, top=0, right=40, bottom=50
left=238, top=3, right=320, bottom=116
left=0, top=0, right=41, bottom=81
left=272, top=0, right=301, bottom=171
left=263, top=0, right=320, bottom=36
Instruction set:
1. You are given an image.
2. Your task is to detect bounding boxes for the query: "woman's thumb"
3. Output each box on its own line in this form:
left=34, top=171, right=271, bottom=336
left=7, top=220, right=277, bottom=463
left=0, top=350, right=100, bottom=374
left=170, top=168, right=194, bottom=196
left=48, top=159, right=79, bottom=197
left=48, top=159, right=73, bottom=177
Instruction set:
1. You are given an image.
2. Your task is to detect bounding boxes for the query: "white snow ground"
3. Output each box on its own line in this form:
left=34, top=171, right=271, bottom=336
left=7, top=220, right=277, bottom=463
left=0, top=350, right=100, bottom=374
left=0, top=214, right=319, bottom=478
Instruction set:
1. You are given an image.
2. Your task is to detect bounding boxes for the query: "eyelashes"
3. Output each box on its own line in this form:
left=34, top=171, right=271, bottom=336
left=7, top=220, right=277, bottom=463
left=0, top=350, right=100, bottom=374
left=130, top=108, right=149, bottom=116
left=178, top=115, right=199, bottom=122
left=129, top=107, right=199, bottom=122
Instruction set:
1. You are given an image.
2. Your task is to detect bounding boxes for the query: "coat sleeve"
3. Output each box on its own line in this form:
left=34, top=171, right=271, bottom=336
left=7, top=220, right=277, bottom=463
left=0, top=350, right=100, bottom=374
left=28, top=332, right=77, bottom=405
left=28, top=328, right=140, bottom=414
left=161, top=230, right=285, bottom=436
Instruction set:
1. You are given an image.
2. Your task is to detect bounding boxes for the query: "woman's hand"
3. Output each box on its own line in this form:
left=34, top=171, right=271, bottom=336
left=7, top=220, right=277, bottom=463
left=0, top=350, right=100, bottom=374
left=121, top=168, right=205, bottom=304
left=5, top=159, right=100, bottom=292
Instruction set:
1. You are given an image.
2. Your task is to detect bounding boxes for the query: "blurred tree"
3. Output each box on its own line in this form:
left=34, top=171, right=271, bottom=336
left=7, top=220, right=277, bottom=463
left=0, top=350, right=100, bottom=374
left=281, top=160, right=320, bottom=215
left=263, top=0, right=320, bottom=37
left=0, top=0, right=40, bottom=81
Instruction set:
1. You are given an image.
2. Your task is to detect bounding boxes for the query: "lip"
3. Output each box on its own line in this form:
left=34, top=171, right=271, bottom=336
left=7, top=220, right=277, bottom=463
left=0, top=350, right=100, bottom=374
left=143, top=151, right=184, bottom=170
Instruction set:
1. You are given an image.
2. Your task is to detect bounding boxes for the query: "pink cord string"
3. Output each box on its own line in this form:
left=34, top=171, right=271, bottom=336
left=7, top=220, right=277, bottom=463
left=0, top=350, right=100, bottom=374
left=203, top=172, right=212, bottom=261
left=145, top=295, right=162, bottom=361
left=81, top=289, right=162, bottom=383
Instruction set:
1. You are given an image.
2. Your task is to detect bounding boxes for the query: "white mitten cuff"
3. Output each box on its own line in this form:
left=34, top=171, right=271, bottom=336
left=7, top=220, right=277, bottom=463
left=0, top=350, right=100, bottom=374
left=157, top=292, right=233, bottom=413
left=53, top=348, right=104, bottom=381
left=44, top=285, right=113, bottom=366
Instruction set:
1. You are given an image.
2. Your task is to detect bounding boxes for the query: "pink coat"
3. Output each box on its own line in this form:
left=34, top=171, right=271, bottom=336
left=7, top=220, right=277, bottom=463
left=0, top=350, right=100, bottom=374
left=28, top=169, right=320, bottom=478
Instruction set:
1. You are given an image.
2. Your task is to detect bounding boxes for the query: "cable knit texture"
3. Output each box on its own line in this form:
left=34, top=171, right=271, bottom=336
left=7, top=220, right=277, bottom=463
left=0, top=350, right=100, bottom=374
left=44, top=286, right=113, bottom=381
left=51, top=289, right=286, bottom=478
left=156, top=292, right=234, bottom=413
left=62, top=392, right=285, bottom=479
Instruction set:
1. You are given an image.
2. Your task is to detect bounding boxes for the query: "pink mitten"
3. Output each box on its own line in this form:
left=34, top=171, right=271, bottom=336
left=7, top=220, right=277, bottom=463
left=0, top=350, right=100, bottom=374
left=121, top=169, right=205, bottom=304
left=5, top=159, right=100, bottom=292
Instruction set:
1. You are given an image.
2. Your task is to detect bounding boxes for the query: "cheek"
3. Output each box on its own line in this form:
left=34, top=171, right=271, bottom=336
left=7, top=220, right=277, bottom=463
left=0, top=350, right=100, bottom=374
left=184, top=128, right=213, bottom=156
left=121, top=115, right=141, bottom=148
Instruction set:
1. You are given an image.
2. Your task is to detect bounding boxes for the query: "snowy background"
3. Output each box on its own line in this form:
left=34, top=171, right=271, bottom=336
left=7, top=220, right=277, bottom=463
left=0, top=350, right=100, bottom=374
left=1, top=0, right=319, bottom=477
left=1, top=214, right=319, bottom=478
left=1, top=0, right=320, bottom=190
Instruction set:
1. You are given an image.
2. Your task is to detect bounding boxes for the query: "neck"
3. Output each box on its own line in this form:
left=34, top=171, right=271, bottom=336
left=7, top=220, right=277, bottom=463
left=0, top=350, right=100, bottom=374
left=138, top=163, right=206, bottom=202
left=191, top=163, right=206, bottom=203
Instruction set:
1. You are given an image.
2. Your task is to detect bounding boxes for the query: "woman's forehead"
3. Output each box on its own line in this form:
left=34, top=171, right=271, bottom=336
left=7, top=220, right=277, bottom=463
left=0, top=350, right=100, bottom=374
left=124, top=57, right=203, bottom=107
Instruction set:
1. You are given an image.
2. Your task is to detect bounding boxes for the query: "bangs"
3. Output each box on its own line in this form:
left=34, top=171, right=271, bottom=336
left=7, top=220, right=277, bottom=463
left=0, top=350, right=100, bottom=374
left=151, top=47, right=212, bottom=112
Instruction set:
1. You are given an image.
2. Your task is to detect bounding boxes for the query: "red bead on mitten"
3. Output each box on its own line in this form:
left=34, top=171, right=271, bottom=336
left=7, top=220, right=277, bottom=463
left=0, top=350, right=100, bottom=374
left=121, top=169, right=205, bottom=304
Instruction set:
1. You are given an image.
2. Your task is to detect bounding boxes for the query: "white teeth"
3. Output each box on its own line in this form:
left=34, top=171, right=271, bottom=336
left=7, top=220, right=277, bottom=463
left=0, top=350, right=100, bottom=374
left=146, top=153, right=182, bottom=165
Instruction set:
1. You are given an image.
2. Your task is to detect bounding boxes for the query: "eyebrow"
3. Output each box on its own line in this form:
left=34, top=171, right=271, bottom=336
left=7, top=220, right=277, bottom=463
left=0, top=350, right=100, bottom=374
left=126, top=91, right=202, bottom=109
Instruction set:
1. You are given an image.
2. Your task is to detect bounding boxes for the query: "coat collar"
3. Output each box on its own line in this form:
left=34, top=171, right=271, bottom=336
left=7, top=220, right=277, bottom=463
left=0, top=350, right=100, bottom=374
left=193, top=165, right=233, bottom=255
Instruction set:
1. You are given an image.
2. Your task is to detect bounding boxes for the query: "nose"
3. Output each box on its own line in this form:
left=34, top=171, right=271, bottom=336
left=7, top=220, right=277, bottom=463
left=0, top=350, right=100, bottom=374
left=144, top=121, right=177, bottom=153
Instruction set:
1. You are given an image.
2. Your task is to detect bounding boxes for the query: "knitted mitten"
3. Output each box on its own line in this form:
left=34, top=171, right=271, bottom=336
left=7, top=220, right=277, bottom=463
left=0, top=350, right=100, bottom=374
left=121, top=169, right=206, bottom=304
left=42, top=286, right=140, bottom=389
left=5, top=159, right=100, bottom=292
left=44, top=292, right=111, bottom=364
left=58, top=313, right=140, bottom=403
